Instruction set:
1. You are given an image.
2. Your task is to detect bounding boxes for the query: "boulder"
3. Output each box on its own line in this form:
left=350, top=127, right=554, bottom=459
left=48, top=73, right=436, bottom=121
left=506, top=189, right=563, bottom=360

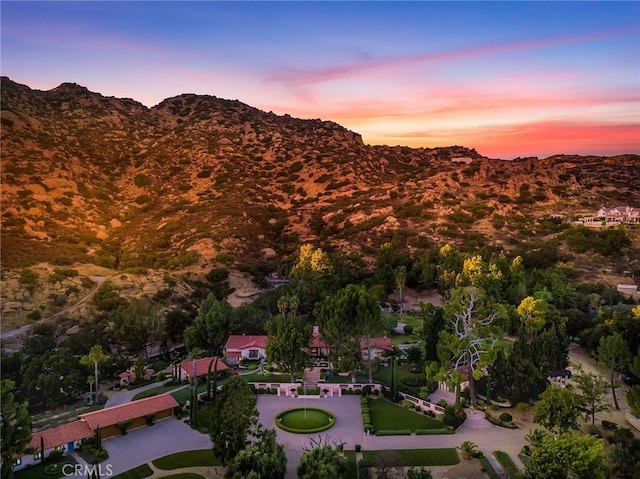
left=66, top=325, right=80, bottom=335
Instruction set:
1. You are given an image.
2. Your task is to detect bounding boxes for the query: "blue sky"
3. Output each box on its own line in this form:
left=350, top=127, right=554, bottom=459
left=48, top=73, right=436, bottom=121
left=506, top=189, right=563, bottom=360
left=2, top=1, right=639, bottom=158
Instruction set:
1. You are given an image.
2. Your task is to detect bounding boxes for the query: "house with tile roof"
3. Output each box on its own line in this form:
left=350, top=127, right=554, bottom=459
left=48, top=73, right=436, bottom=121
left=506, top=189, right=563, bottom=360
left=79, top=393, right=179, bottom=439
left=12, top=394, right=179, bottom=473
left=224, top=335, right=268, bottom=365
left=180, top=356, right=228, bottom=380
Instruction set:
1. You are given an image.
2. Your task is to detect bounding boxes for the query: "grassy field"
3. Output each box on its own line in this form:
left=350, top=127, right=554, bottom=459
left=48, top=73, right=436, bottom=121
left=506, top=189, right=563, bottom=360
left=279, top=408, right=333, bottom=429
left=368, top=398, right=444, bottom=431
left=361, top=448, right=460, bottom=466
left=493, top=450, right=519, bottom=478
left=373, top=362, right=427, bottom=396
left=112, top=464, right=153, bottom=479
left=152, top=450, right=221, bottom=470
left=240, top=371, right=293, bottom=382
left=160, top=474, right=205, bottom=479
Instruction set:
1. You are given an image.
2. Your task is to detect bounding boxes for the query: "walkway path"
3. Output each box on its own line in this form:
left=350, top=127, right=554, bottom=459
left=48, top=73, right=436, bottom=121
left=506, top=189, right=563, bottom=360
left=104, top=381, right=187, bottom=407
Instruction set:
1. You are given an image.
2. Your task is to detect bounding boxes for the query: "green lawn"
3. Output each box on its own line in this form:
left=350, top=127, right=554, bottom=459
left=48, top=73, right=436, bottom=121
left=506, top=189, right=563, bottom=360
left=373, top=362, right=426, bottom=395
left=132, top=382, right=186, bottom=401
left=172, top=384, right=209, bottom=404
left=368, top=398, right=444, bottom=431
left=390, top=333, right=422, bottom=346
left=240, top=371, right=293, bottom=382
left=494, top=451, right=519, bottom=478
left=157, top=474, right=205, bottom=479
left=362, top=448, right=460, bottom=466
left=152, top=450, right=221, bottom=470
left=15, top=456, right=77, bottom=479
left=112, top=463, right=153, bottom=479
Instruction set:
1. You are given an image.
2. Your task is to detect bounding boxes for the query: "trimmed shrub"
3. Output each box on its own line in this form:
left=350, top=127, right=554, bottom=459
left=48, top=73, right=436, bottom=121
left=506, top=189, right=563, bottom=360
left=404, top=325, right=414, bottom=334
left=376, top=430, right=412, bottom=436
left=415, top=428, right=454, bottom=435
left=117, top=420, right=133, bottom=435
left=499, top=412, right=513, bottom=422
left=602, top=420, right=618, bottom=430
left=355, top=444, right=362, bottom=452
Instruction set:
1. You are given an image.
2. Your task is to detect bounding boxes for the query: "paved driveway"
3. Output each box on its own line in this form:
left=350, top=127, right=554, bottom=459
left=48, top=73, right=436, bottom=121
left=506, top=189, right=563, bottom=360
left=103, top=416, right=211, bottom=475
left=256, top=395, right=527, bottom=479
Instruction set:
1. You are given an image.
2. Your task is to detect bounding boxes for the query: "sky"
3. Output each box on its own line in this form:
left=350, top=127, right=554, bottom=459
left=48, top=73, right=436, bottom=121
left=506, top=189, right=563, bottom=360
left=1, top=1, right=639, bottom=159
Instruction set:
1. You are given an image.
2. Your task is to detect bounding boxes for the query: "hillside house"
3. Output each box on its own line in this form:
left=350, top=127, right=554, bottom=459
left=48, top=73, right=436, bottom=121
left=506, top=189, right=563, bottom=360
left=224, top=335, right=268, bottom=365
left=580, top=205, right=640, bottom=227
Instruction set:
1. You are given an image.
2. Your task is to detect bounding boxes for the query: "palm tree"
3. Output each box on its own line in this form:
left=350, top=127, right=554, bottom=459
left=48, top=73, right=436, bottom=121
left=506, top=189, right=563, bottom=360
left=81, top=345, right=105, bottom=403
left=87, top=375, right=95, bottom=404
left=460, top=441, right=479, bottom=460
left=525, top=428, right=548, bottom=449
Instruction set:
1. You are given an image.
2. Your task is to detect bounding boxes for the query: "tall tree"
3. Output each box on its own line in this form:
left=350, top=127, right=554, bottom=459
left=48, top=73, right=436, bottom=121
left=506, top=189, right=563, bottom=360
left=80, top=345, right=105, bottom=403
left=517, top=296, right=548, bottom=340
left=1, top=380, right=32, bottom=479
left=533, top=385, right=584, bottom=434
left=598, top=332, right=631, bottom=410
left=395, top=266, right=407, bottom=314
left=297, top=445, right=348, bottom=479
left=210, top=376, right=259, bottom=465
left=316, top=284, right=383, bottom=383
left=523, top=433, right=607, bottom=479
left=573, top=372, right=610, bottom=426
left=184, top=294, right=233, bottom=356
left=225, top=428, right=287, bottom=479
left=266, top=314, right=312, bottom=382
left=439, top=287, right=502, bottom=406
left=420, top=303, right=445, bottom=362
left=290, top=244, right=333, bottom=311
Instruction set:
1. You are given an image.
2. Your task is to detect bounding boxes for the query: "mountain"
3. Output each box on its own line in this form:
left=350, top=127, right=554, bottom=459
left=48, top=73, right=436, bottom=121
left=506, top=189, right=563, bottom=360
left=2, top=77, right=639, bottom=275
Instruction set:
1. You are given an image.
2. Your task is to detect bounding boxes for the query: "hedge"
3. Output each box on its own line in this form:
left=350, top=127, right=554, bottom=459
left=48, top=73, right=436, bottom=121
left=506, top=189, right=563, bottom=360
left=375, top=429, right=412, bottom=436
left=414, top=428, right=454, bottom=435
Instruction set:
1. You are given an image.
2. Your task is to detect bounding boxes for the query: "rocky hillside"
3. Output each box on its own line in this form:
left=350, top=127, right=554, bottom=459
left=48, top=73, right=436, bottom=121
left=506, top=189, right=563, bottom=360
left=2, top=77, right=639, bottom=275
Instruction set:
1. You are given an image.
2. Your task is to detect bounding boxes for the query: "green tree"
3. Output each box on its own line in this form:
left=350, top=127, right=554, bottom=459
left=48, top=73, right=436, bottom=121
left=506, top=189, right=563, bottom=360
left=439, top=287, right=502, bottom=406
left=1, top=380, right=32, bottom=479
left=598, top=332, right=631, bottom=410
left=395, top=266, right=407, bottom=314
left=21, top=351, right=85, bottom=408
left=523, top=433, right=607, bottom=479
left=297, top=445, right=348, bottom=479
left=608, top=443, right=638, bottom=479
left=316, top=284, right=383, bottom=383
left=80, top=345, right=105, bottom=403
left=420, top=303, right=445, bottom=362
left=533, top=385, right=583, bottom=434
left=627, top=386, right=640, bottom=417
left=184, top=294, right=233, bottom=356
left=210, top=376, right=259, bottom=465
left=460, top=441, right=479, bottom=460
left=266, top=314, right=312, bottom=382
left=573, top=371, right=609, bottom=426
left=225, top=428, right=287, bottom=479
left=517, top=296, right=548, bottom=340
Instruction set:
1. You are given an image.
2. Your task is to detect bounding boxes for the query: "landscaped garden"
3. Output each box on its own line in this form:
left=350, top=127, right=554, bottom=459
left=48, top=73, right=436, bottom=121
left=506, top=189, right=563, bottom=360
left=152, top=449, right=221, bottom=469
left=275, top=407, right=336, bottom=433
left=112, top=463, right=153, bottom=479
left=361, top=448, right=460, bottom=466
left=14, top=454, right=77, bottom=479
left=367, top=398, right=446, bottom=433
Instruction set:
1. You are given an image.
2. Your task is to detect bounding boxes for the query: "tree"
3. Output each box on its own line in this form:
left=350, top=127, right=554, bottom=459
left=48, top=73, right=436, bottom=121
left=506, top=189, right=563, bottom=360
left=316, top=284, right=384, bottom=383
left=210, top=376, right=259, bottom=465
left=573, top=372, right=609, bottom=425
left=87, top=375, right=95, bottom=403
left=225, top=428, right=287, bottom=479
left=406, top=468, right=433, bottom=479
left=290, top=244, right=333, bottom=311
left=297, top=445, right=348, bottom=479
left=184, top=294, right=233, bottom=356
left=374, top=450, right=402, bottom=479
left=1, top=380, right=32, bottom=479
left=110, top=298, right=164, bottom=355
left=597, top=332, right=631, bottom=410
left=608, top=443, right=638, bottom=479
left=523, top=433, right=607, bottom=479
left=533, top=385, right=583, bottom=434
left=460, top=441, right=479, bottom=460
left=420, top=303, right=445, bottom=362
left=266, top=314, right=312, bottom=382
left=22, top=351, right=85, bottom=408
left=81, top=345, right=105, bottom=403
left=439, top=287, right=502, bottom=406
left=395, top=266, right=407, bottom=314
left=516, top=296, right=548, bottom=340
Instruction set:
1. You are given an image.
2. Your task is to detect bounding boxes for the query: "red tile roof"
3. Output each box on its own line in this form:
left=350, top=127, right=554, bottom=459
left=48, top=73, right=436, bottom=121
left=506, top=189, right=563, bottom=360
left=310, top=332, right=329, bottom=349
left=180, top=356, right=228, bottom=377
left=361, top=337, right=394, bottom=352
left=27, top=420, right=93, bottom=451
left=224, top=335, right=268, bottom=350
left=79, top=394, right=179, bottom=430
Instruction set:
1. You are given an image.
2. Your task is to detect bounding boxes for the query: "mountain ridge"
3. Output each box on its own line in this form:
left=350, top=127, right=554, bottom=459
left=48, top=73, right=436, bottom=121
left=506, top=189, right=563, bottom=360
left=2, top=76, right=639, bottom=273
